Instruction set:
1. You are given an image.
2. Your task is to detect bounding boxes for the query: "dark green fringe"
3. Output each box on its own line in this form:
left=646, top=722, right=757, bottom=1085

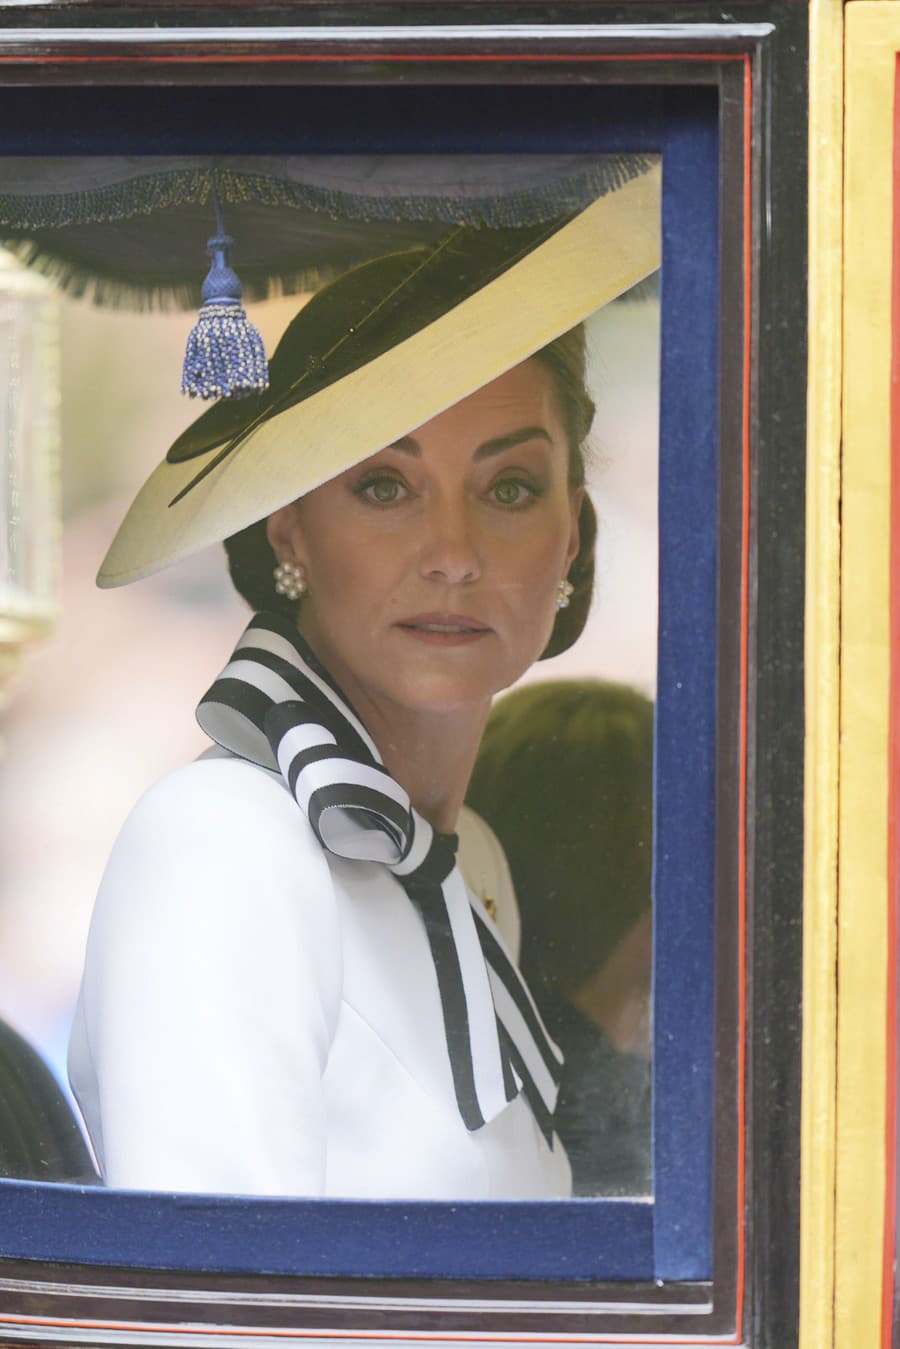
left=0, top=156, right=656, bottom=232
left=0, top=155, right=659, bottom=312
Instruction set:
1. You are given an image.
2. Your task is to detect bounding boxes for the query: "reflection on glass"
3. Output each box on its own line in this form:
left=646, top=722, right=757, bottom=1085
left=0, top=155, right=659, bottom=1200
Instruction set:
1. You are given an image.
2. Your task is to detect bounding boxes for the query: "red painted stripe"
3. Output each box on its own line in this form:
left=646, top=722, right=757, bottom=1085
left=0, top=1312, right=742, bottom=1345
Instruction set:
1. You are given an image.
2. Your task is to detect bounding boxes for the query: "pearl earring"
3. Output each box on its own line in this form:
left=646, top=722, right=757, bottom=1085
left=556, top=578, right=575, bottom=611
left=273, top=560, right=308, bottom=602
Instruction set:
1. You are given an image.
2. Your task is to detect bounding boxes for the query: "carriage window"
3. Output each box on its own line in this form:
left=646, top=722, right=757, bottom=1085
left=0, top=66, right=747, bottom=1338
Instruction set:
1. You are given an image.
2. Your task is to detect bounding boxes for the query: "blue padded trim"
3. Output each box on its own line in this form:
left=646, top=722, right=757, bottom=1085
left=0, top=81, right=720, bottom=1286
left=1, top=1182, right=653, bottom=1281
left=653, top=93, right=720, bottom=1282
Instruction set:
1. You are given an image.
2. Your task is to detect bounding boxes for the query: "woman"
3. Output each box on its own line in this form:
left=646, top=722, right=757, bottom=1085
left=68, top=181, right=660, bottom=1200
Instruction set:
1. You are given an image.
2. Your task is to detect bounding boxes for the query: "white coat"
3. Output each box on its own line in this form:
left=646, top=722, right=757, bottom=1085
left=68, top=749, right=571, bottom=1200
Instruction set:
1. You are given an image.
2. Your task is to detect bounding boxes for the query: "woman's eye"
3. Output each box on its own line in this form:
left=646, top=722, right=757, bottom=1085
left=490, top=478, right=536, bottom=507
left=356, top=476, right=407, bottom=505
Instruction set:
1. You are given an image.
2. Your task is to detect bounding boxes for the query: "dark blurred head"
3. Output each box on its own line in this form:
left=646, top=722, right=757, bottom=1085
left=466, top=679, right=653, bottom=1002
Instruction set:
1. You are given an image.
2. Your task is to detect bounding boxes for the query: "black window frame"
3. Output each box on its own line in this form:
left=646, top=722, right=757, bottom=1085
left=0, top=5, right=806, bottom=1346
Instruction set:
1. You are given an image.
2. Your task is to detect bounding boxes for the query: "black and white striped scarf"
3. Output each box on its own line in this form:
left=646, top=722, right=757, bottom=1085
left=196, top=612, right=563, bottom=1143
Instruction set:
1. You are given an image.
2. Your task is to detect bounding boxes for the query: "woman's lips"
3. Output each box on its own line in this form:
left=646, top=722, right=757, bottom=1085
left=395, top=614, right=493, bottom=646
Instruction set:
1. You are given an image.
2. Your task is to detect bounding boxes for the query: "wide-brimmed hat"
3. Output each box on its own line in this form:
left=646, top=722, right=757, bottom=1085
left=97, top=161, right=660, bottom=589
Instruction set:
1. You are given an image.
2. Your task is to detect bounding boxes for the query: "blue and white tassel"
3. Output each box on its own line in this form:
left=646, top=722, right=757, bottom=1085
left=181, top=198, right=269, bottom=401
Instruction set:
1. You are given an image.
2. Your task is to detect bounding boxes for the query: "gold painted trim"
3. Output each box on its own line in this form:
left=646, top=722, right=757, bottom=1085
left=800, top=3, right=843, bottom=1347
left=839, top=4, right=900, bottom=1344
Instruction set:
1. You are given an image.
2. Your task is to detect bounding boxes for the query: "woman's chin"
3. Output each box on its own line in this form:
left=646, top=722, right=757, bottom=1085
left=388, top=674, right=500, bottom=715
left=381, top=637, right=547, bottom=715
left=384, top=657, right=519, bottom=715
left=308, top=625, right=537, bottom=716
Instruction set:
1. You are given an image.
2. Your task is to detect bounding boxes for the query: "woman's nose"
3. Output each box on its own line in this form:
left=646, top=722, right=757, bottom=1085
left=417, top=497, right=482, bottom=585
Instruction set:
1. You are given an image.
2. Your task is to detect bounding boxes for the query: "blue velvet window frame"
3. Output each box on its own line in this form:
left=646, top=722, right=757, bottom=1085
left=0, top=82, right=719, bottom=1284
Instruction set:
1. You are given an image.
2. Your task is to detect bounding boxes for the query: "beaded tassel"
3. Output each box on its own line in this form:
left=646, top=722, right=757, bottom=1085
left=181, top=198, right=269, bottom=400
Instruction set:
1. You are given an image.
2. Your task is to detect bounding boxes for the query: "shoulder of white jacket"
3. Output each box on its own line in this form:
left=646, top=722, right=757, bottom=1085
left=95, top=752, right=340, bottom=951
left=117, top=750, right=315, bottom=855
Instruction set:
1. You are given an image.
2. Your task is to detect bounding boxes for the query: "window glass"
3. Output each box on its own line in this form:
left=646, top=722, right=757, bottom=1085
left=0, top=154, right=659, bottom=1207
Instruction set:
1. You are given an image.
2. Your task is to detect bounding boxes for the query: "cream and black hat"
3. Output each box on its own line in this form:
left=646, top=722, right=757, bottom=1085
left=97, top=160, right=661, bottom=590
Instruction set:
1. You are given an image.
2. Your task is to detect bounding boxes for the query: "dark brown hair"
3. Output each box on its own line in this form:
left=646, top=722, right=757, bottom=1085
left=466, top=678, right=653, bottom=999
left=225, top=324, right=597, bottom=659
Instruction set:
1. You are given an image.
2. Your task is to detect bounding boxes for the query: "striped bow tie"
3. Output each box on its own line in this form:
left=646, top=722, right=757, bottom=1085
left=196, top=612, right=563, bottom=1142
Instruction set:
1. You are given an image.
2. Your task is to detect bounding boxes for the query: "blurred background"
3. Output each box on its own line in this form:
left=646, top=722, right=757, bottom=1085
left=0, top=260, right=659, bottom=1105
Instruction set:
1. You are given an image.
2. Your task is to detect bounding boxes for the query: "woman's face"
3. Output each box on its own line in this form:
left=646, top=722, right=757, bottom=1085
left=266, top=358, right=583, bottom=719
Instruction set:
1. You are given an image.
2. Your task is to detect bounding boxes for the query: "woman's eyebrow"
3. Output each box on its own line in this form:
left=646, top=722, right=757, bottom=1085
left=387, top=427, right=553, bottom=458
left=389, top=435, right=421, bottom=456
left=473, top=426, right=553, bottom=460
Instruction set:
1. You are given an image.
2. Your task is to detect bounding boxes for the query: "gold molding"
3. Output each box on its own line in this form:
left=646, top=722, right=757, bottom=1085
left=800, top=1, right=843, bottom=1346
left=837, top=3, right=900, bottom=1344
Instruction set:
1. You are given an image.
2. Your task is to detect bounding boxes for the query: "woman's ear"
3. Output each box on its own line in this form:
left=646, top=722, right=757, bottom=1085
left=265, top=504, right=303, bottom=565
left=566, top=486, right=586, bottom=571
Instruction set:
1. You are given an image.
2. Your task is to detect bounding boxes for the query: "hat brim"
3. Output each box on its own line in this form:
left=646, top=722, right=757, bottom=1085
left=98, top=162, right=660, bottom=589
